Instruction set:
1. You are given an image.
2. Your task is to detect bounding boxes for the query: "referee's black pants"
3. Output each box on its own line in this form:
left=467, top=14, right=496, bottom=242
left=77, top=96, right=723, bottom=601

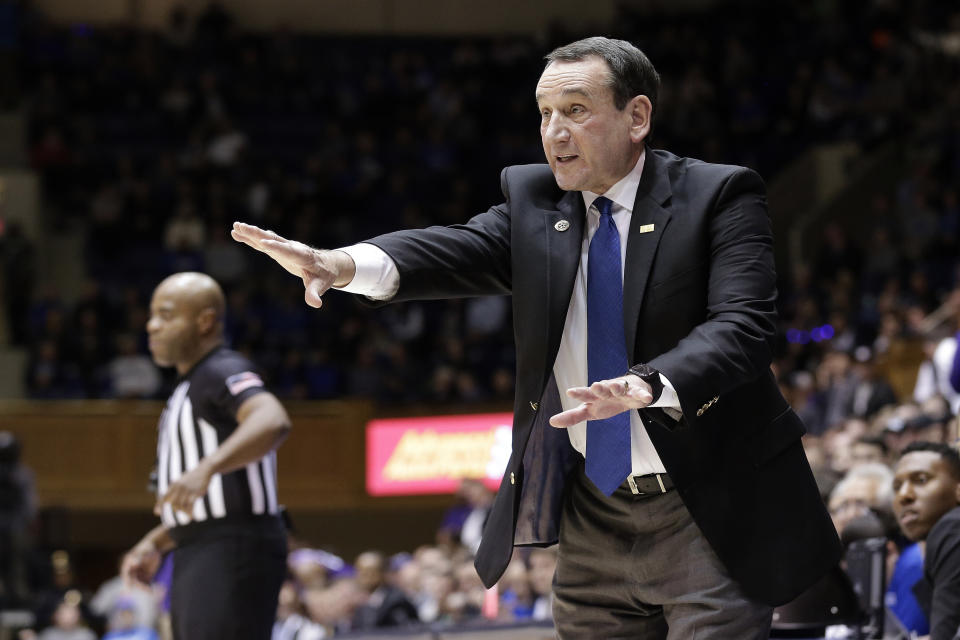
left=170, top=517, right=286, bottom=640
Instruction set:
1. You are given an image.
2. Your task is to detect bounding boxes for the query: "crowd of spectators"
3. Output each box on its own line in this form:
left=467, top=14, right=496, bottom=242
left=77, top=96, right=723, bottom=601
left=5, top=0, right=960, bottom=637
left=10, top=479, right=561, bottom=639
left=4, top=0, right=958, bottom=407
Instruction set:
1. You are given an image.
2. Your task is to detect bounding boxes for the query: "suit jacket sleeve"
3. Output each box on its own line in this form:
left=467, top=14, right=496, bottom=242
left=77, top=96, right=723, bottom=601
left=647, top=168, right=779, bottom=421
left=362, top=171, right=513, bottom=301
left=925, top=511, right=960, bottom=640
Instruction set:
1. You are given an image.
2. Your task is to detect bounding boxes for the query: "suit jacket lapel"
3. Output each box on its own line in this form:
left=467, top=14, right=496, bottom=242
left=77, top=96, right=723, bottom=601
left=623, top=150, right=673, bottom=358
left=542, top=190, right=584, bottom=384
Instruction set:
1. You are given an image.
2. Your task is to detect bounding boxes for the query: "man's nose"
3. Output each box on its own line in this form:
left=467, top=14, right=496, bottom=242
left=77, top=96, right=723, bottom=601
left=544, top=115, right=569, bottom=143
left=895, top=482, right=915, bottom=503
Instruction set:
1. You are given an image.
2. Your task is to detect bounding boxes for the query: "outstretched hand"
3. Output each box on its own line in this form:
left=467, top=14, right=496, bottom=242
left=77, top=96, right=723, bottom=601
left=549, top=374, right=653, bottom=428
left=231, top=222, right=355, bottom=308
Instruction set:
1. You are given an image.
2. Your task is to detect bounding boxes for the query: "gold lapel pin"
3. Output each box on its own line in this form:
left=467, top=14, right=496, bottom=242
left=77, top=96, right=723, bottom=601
left=554, top=220, right=571, bottom=232
left=639, top=224, right=655, bottom=234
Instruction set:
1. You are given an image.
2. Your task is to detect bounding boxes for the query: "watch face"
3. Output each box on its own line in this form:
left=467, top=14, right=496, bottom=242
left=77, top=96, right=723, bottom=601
left=632, top=364, right=655, bottom=378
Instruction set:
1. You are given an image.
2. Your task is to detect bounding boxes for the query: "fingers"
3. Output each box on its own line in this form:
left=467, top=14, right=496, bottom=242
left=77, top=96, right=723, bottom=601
left=549, top=404, right=590, bottom=428
left=122, top=551, right=155, bottom=589
left=156, top=485, right=199, bottom=517
left=566, top=377, right=652, bottom=405
left=231, top=222, right=286, bottom=246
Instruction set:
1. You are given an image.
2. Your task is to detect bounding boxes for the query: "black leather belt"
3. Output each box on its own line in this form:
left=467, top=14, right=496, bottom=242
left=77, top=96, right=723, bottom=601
left=626, top=472, right=674, bottom=496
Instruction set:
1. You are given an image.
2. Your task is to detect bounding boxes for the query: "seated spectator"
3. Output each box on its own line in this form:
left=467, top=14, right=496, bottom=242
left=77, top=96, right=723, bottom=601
left=107, top=334, right=161, bottom=399
left=498, top=556, right=534, bottom=621
left=450, top=558, right=485, bottom=623
left=288, top=548, right=347, bottom=590
left=849, top=434, right=889, bottom=468
left=351, top=551, right=418, bottom=629
left=914, top=333, right=960, bottom=415
left=528, top=547, right=557, bottom=621
left=272, top=579, right=326, bottom=640
left=37, top=591, right=97, bottom=640
left=848, top=345, right=898, bottom=419
left=302, top=578, right=365, bottom=637
left=101, top=597, right=159, bottom=640
left=892, top=442, right=960, bottom=639
left=32, top=551, right=98, bottom=633
left=437, top=479, right=493, bottom=555
left=828, top=462, right=895, bottom=535
left=89, top=556, right=160, bottom=631
left=886, top=540, right=930, bottom=637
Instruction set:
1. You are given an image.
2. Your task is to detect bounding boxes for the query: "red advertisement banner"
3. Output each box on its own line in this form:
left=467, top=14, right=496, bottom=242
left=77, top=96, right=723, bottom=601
left=366, top=412, right=514, bottom=496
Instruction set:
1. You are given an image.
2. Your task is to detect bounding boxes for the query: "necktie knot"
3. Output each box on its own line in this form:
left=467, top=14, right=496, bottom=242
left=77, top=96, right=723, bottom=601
left=594, top=196, right=614, bottom=218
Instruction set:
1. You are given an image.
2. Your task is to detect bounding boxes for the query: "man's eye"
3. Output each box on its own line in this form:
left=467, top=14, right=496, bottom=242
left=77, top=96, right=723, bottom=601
left=570, top=105, right=584, bottom=114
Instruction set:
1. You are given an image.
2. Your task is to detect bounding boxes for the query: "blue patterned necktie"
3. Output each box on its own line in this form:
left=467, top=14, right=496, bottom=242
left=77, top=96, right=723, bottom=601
left=585, top=196, right=632, bottom=496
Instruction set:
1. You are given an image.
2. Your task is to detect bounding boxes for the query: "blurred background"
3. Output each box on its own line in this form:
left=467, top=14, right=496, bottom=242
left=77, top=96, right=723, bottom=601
left=0, top=0, right=959, bottom=637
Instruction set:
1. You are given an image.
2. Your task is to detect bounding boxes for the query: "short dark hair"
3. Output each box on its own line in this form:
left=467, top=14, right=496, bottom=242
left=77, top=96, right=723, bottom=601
left=545, top=37, right=660, bottom=116
left=855, top=434, right=888, bottom=456
left=900, top=441, right=960, bottom=481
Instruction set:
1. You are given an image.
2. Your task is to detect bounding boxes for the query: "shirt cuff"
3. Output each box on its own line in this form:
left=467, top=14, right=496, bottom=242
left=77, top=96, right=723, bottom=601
left=334, top=243, right=400, bottom=300
left=651, top=374, right=683, bottom=421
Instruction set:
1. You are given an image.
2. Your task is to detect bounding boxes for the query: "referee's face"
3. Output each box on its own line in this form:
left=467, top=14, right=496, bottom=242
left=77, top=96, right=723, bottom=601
left=147, top=281, right=202, bottom=370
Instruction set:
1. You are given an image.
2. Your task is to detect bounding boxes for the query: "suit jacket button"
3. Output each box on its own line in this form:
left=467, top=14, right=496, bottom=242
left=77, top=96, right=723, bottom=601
left=510, top=472, right=516, bottom=485
left=529, top=401, right=539, bottom=411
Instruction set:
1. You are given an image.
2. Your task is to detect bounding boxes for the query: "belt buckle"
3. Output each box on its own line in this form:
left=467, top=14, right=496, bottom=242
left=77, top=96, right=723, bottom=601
left=627, top=475, right=641, bottom=495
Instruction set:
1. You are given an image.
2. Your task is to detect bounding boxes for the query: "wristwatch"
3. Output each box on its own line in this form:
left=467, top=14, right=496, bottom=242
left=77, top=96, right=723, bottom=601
left=626, top=363, right=664, bottom=404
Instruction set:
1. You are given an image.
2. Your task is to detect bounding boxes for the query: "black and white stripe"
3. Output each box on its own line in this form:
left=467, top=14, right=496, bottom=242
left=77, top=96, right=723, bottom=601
left=157, top=378, right=277, bottom=528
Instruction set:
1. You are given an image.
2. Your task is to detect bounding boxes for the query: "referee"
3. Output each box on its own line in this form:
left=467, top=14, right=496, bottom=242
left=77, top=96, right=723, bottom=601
left=122, top=272, right=291, bottom=640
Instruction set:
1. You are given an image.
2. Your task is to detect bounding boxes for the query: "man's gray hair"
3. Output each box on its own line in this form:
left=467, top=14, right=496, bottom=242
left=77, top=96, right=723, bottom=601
left=545, top=36, right=660, bottom=116
left=832, top=462, right=896, bottom=510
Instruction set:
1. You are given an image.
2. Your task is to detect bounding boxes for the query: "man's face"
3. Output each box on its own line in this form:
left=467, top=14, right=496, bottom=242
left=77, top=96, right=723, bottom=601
left=829, top=476, right=878, bottom=534
left=146, top=281, right=201, bottom=368
left=850, top=442, right=886, bottom=467
left=892, top=451, right=960, bottom=541
left=535, top=57, right=648, bottom=194
left=354, top=554, right=383, bottom=592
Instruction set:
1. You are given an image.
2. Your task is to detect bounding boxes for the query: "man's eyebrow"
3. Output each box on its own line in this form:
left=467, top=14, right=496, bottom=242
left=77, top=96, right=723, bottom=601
left=535, top=86, right=592, bottom=104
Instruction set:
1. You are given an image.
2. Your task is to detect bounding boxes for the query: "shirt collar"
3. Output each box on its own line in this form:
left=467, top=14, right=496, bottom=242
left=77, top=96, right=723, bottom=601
left=582, top=148, right=646, bottom=215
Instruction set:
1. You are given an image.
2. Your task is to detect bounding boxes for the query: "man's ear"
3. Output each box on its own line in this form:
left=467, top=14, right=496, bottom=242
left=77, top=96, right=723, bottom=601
left=628, top=95, right=652, bottom=144
left=955, top=482, right=960, bottom=505
left=196, top=307, right=218, bottom=336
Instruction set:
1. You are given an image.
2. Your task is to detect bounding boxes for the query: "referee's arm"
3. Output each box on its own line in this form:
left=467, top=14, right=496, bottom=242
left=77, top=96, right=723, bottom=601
left=157, top=392, right=291, bottom=516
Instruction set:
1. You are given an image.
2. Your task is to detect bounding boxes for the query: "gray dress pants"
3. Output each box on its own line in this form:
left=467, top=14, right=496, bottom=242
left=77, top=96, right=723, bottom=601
left=552, top=465, right=773, bottom=639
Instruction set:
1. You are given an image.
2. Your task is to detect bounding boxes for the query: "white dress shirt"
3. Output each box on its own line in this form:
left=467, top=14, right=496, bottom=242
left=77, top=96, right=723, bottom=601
left=338, top=150, right=680, bottom=476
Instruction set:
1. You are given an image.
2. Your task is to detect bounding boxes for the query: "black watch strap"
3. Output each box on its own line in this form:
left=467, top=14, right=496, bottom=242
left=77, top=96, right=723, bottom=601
left=627, top=364, right=664, bottom=404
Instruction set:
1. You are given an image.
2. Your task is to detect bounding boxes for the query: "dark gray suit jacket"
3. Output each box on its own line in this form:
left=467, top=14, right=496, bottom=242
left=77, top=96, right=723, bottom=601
left=367, top=148, right=841, bottom=607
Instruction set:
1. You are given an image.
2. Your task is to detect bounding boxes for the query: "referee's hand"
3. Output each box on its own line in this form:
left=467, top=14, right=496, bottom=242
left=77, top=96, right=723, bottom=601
left=231, top=222, right=357, bottom=309
left=122, top=542, right=160, bottom=589
left=155, top=465, right=212, bottom=518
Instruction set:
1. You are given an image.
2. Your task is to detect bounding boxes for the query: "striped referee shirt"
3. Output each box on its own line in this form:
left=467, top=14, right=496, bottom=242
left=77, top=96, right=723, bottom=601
left=156, top=346, right=278, bottom=530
